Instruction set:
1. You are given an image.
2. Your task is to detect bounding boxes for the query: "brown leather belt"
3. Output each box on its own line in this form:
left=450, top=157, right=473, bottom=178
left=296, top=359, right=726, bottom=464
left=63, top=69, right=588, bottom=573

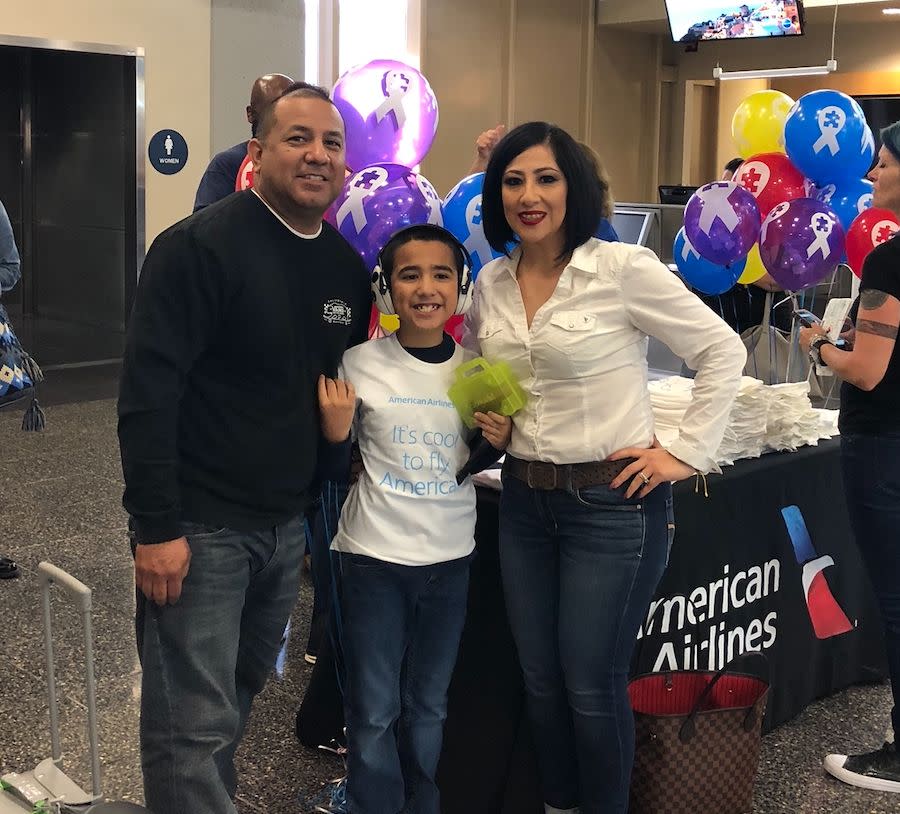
left=502, top=454, right=638, bottom=491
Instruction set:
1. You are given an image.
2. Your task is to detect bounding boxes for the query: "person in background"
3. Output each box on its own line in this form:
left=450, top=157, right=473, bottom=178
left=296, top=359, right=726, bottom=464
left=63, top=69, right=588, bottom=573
left=800, top=119, right=900, bottom=795
left=721, top=156, right=743, bottom=180
left=0, top=197, right=22, bottom=579
left=464, top=121, right=745, bottom=814
left=118, top=82, right=370, bottom=814
left=192, top=72, right=294, bottom=212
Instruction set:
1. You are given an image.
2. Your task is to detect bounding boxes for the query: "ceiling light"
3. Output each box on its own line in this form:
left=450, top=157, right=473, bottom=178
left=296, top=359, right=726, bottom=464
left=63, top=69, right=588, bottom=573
left=713, top=59, right=838, bottom=81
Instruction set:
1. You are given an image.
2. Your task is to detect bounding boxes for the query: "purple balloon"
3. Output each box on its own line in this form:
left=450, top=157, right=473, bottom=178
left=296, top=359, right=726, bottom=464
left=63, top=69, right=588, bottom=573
left=683, top=182, right=761, bottom=265
left=328, top=163, right=443, bottom=270
left=758, top=197, right=846, bottom=290
left=332, top=60, right=439, bottom=172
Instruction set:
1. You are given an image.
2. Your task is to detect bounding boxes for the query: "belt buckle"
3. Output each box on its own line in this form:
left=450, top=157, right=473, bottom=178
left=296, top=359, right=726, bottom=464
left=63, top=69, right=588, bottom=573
left=526, top=461, right=557, bottom=490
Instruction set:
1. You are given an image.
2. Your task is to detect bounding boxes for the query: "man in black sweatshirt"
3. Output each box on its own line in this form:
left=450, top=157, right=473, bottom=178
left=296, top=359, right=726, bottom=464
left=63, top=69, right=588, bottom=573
left=117, top=83, right=369, bottom=814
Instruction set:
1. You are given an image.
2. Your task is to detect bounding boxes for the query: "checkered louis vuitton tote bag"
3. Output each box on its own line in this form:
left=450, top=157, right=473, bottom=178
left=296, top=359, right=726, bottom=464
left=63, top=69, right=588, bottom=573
left=628, top=653, right=769, bottom=814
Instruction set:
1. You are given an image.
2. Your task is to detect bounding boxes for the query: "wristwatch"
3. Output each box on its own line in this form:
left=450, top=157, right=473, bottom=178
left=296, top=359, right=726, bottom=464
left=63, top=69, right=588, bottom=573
left=808, top=335, right=833, bottom=367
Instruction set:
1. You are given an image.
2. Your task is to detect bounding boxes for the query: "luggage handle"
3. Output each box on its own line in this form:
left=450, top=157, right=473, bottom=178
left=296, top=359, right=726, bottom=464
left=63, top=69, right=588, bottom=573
left=37, top=561, right=102, bottom=799
left=678, top=650, right=769, bottom=744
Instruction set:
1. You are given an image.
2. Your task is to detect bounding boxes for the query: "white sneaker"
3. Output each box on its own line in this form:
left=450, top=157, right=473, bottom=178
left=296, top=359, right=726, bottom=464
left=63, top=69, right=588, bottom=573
left=824, top=742, right=900, bottom=793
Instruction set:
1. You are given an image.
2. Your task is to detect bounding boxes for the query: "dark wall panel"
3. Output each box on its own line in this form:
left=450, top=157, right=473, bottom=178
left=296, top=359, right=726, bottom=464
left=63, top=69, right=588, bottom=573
left=31, top=49, right=132, bottom=334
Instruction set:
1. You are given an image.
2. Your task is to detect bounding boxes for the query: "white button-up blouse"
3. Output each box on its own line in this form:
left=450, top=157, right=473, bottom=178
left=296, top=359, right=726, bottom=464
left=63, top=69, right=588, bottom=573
left=462, top=238, right=747, bottom=474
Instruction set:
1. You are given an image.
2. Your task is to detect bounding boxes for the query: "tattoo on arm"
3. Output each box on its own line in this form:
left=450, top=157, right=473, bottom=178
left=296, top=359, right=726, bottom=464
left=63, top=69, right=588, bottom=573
left=860, top=289, right=890, bottom=309
left=856, top=319, right=899, bottom=340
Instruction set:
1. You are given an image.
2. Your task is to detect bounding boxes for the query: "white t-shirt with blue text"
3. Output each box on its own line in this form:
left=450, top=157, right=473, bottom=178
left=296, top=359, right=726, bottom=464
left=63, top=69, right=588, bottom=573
left=331, top=333, right=477, bottom=566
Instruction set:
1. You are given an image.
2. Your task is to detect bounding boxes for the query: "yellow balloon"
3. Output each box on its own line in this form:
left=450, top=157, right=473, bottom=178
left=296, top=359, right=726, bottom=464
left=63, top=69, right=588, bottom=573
left=737, top=244, right=767, bottom=285
left=380, top=313, right=400, bottom=333
left=731, top=90, right=795, bottom=159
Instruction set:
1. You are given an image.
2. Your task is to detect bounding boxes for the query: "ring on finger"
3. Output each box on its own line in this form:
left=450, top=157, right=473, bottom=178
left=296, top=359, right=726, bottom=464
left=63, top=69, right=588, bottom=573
left=639, top=471, right=651, bottom=484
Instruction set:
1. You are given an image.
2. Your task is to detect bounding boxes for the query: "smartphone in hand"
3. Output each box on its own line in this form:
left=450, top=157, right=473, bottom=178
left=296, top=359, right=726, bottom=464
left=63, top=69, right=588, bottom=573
left=793, top=309, right=821, bottom=327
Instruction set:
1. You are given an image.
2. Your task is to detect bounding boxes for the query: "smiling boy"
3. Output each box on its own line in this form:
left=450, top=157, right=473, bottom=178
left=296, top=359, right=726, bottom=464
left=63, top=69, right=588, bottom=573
left=317, top=224, right=511, bottom=814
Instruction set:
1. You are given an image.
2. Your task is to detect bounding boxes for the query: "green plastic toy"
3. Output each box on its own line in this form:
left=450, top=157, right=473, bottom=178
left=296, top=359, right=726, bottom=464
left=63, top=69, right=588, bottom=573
left=447, top=356, right=527, bottom=429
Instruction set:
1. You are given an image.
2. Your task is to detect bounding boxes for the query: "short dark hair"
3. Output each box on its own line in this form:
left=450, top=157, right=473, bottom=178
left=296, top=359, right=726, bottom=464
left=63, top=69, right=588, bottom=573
left=724, top=157, right=743, bottom=175
left=481, top=122, right=603, bottom=260
left=882, top=120, right=900, bottom=164
left=255, top=82, right=336, bottom=142
left=379, top=224, right=467, bottom=285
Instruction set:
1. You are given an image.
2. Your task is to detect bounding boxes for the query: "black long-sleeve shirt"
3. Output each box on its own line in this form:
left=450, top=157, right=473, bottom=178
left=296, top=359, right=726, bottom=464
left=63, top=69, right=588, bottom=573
left=118, top=191, right=370, bottom=544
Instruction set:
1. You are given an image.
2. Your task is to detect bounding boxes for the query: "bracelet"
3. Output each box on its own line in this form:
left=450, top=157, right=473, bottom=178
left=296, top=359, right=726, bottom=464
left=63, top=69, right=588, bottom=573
left=808, top=335, right=833, bottom=367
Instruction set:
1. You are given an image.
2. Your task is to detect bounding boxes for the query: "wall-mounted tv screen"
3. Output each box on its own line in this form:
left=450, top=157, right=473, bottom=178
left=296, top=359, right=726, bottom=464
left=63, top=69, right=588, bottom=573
left=665, top=0, right=805, bottom=43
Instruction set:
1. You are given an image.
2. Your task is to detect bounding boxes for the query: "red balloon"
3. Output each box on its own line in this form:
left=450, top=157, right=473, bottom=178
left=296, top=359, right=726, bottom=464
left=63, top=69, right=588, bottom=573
left=444, top=315, right=465, bottom=343
left=732, top=153, right=807, bottom=218
left=846, top=208, right=900, bottom=278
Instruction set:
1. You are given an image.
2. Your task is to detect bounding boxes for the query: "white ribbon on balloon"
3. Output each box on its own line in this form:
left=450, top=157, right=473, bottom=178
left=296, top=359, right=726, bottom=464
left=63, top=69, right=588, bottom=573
left=415, top=175, right=443, bottom=225
left=861, top=124, right=875, bottom=157
left=817, top=184, right=836, bottom=204
left=374, top=70, right=410, bottom=128
left=813, top=106, right=846, bottom=156
left=806, top=213, right=835, bottom=259
left=463, top=194, right=493, bottom=266
left=696, top=183, right=739, bottom=235
left=760, top=201, right=791, bottom=246
left=335, top=166, right=390, bottom=233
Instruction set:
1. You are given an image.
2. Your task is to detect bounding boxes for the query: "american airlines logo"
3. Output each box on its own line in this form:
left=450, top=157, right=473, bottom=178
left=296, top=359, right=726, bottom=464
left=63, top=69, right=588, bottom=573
left=781, top=505, right=854, bottom=639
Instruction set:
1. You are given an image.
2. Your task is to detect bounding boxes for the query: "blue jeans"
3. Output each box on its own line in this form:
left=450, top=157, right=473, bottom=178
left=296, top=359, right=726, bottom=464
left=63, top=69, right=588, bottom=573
left=135, top=516, right=305, bottom=814
left=841, top=433, right=900, bottom=740
left=341, top=552, right=471, bottom=814
left=499, top=473, right=672, bottom=814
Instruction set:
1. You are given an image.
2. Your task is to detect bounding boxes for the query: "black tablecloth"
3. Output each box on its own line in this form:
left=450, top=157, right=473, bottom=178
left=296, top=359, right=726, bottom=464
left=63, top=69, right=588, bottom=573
left=299, top=438, right=887, bottom=814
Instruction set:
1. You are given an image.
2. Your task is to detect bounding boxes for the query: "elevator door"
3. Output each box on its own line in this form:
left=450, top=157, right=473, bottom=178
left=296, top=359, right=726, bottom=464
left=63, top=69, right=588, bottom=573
left=0, top=44, right=137, bottom=367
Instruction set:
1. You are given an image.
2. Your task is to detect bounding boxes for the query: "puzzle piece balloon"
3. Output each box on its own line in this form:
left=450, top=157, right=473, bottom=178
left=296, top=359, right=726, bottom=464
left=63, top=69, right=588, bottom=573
left=442, top=173, right=503, bottom=280
left=683, top=182, right=761, bottom=266
left=732, top=152, right=807, bottom=218
left=673, top=227, right=745, bottom=295
left=784, top=90, right=875, bottom=185
left=758, top=198, right=845, bottom=290
left=332, top=59, right=439, bottom=172
left=845, top=207, right=900, bottom=278
left=329, top=163, right=443, bottom=271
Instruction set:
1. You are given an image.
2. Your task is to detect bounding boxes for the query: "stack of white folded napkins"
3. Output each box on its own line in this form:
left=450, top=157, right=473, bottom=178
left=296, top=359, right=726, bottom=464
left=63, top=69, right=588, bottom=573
left=649, top=375, right=838, bottom=467
left=764, top=381, right=829, bottom=451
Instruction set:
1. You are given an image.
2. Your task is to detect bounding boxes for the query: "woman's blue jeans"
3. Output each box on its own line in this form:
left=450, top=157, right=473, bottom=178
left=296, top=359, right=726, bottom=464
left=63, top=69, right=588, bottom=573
left=499, top=472, right=673, bottom=814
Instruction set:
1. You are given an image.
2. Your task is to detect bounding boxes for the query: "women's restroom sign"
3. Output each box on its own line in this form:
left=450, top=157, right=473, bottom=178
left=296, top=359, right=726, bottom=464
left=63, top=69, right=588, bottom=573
left=148, top=129, right=188, bottom=175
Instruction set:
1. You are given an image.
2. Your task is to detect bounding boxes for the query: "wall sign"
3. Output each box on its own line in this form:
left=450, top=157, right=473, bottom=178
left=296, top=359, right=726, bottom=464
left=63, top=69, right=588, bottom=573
left=148, top=129, right=188, bottom=175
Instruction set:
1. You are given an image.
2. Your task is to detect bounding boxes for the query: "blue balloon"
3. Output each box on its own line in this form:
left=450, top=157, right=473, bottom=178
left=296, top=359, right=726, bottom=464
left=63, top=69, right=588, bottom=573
left=784, top=90, right=875, bottom=185
left=814, top=176, right=874, bottom=233
left=673, top=227, right=745, bottom=296
left=441, top=173, right=503, bottom=279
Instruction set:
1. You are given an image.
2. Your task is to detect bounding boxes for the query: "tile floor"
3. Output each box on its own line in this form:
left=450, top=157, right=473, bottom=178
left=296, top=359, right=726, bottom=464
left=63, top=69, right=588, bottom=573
left=1, top=393, right=898, bottom=813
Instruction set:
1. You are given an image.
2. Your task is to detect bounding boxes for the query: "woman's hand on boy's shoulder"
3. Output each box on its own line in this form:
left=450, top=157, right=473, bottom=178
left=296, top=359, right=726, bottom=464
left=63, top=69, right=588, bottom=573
left=318, top=374, right=356, bottom=443
left=474, top=411, right=512, bottom=450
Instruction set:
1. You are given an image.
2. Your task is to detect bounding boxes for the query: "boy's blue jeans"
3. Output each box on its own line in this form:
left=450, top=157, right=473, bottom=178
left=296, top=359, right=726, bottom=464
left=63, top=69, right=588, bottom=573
left=340, top=551, right=471, bottom=814
left=134, top=516, right=305, bottom=814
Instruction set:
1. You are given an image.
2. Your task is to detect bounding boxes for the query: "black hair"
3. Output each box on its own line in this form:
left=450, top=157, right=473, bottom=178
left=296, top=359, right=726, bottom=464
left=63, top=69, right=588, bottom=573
left=882, top=120, right=900, bottom=165
left=379, top=224, right=468, bottom=285
left=724, top=157, right=743, bottom=175
left=481, top=122, right=604, bottom=261
left=255, top=81, right=336, bottom=142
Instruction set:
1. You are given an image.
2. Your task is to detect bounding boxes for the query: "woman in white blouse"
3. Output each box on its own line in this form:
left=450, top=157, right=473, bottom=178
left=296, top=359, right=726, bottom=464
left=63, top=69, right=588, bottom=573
left=464, top=122, right=746, bottom=814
